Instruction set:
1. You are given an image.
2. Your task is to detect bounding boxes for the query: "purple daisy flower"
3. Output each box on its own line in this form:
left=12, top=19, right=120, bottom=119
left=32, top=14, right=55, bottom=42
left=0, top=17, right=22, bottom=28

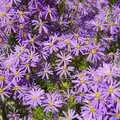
left=43, top=92, right=64, bottom=113
left=43, top=35, right=58, bottom=54
left=23, top=86, right=45, bottom=107
left=56, top=64, right=74, bottom=78
left=44, top=5, right=57, bottom=21
left=87, top=42, right=105, bottom=63
left=60, top=109, right=80, bottom=120
left=8, top=111, right=21, bottom=120
left=56, top=51, right=72, bottom=66
left=32, top=17, right=48, bottom=34
left=38, top=62, right=53, bottom=80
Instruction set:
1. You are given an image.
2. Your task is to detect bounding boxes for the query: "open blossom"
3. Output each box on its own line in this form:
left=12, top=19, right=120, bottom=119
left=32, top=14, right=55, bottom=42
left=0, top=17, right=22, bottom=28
left=99, top=62, right=120, bottom=80
left=43, top=92, right=64, bottom=113
left=16, top=10, right=29, bottom=23
left=81, top=102, right=103, bottom=120
left=56, top=64, right=74, bottom=78
left=43, top=35, right=58, bottom=54
left=38, top=62, right=53, bottom=79
left=8, top=111, right=21, bottom=120
left=60, top=109, right=80, bottom=120
left=0, top=84, right=10, bottom=101
left=56, top=51, right=72, bottom=66
left=103, top=80, right=120, bottom=101
left=72, top=71, right=89, bottom=92
left=23, top=86, right=45, bottom=107
left=32, top=17, right=48, bottom=34
left=44, top=5, right=57, bottom=21
left=87, top=42, right=105, bottom=63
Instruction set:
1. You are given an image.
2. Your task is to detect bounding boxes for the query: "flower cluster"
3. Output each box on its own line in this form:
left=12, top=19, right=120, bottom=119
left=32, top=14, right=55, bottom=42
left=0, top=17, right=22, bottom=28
left=0, top=0, right=120, bottom=120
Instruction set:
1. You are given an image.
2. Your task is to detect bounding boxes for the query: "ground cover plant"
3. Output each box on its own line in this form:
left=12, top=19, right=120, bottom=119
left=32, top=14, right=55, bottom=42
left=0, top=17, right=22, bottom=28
left=0, top=0, right=120, bottom=120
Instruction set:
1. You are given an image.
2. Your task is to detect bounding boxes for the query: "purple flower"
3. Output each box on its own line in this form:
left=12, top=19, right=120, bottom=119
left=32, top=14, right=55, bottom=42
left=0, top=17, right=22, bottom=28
left=0, top=84, right=10, bottom=101
left=38, top=62, right=53, bottom=79
left=8, top=111, right=21, bottom=120
left=56, top=51, right=72, bottom=66
left=81, top=102, right=103, bottom=120
left=10, top=66, right=25, bottom=81
left=23, top=86, right=45, bottom=107
left=16, top=10, right=29, bottom=23
left=60, top=109, right=80, bottom=120
left=43, top=35, right=58, bottom=54
left=56, top=64, right=74, bottom=78
left=71, top=39, right=85, bottom=56
left=103, top=80, right=120, bottom=101
left=87, top=42, right=105, bottom=63
left=43, top=92, right=64, bottom=113
left=32, top=17, right=48, bottom=34
left=44, top=5, right=57, bottom=21
left=72, top=71, right=89, bottom=92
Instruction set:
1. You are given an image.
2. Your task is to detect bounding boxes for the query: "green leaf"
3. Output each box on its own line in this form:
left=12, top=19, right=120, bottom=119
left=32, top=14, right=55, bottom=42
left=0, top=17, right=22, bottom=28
left=8, top=34, right=17, bottom=46
left=58, top=0, right=66, bottom=15
left=33, top=107, right=52, bottom=120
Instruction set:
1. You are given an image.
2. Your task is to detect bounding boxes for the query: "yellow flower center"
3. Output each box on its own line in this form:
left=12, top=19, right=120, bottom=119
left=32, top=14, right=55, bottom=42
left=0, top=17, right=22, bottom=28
left=64, top=39, right=71, bottom=45
left=30, top=38, right=34, bottom=43
left=49, top=42, right=53, bottom=47
left=0, top=12, right=6, bottom=17
left=0, top=76, right=5, bottom=81
left=17, top=53, right=21, bottom=57
left=25, top=74, right=30, bottom=80
left=91, top=48, right=97, bottom=54
left=18, top=11, right=24, bottom=17
left=8, top=20, right=13, bottom=25
left=66, top=116, right=72, bottom=120
left=13, top=86, right=20, bottom=91
left=74, top=33, right=79, bottom=39
left=49, top=101, right=53, bottom=107
left=0, top=88, right=4, bottom=94
left=6, top=64, right=10, bottom=70
left=78, top=73, right=84, bottom=79
left=94, top=92, right=101, bottom=99
left=25, top=63, right=29, bottom=67
left=115, top=113, right=120, bottom=118
left=116, top=98, right=120, bottom=103
left=80, top=92, right=85, bottom=96
left=15, top=71, right=19, bottom=76
left=63, top=65, right=67, bottom=71
left=19, top=24, right=24, bottom=29
left=108, top=86, right=114, bottom=94
left=30, top=54, right=33, bottom=59
left=90, top=106, right=95, bottom=113
left=107, top=71, right=112, bottom=76
left=80, top=80, right=85, bottom=84
left=95, top=76, right=101, bottom=82
left=20, top=46, right=25, bottom=51
left=32, top=95, right=38, bottom=100
left=75, top=44, right=80, bottom=49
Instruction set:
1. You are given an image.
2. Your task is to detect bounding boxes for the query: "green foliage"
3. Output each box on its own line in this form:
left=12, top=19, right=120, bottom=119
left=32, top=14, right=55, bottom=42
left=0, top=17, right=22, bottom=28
left=67, top=95, right=76, bottom=109
left=37, top=79, right=57, bottom=91
left=109, top=0, right=119, bottom=4
left=72, top=55, right=89, bottom=70
left=8, top=34, right=17, bottom=46
left=59, top=80, right=71, bottom=90
left=33, top=107, right=52, bottom=120
left=57, top=0, right=66, bottom=15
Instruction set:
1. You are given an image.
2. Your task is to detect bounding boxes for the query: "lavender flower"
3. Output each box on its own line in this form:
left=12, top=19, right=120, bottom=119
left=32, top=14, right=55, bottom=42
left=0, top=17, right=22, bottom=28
left=60, top=109, right=80, bottom=120
left=43, top=92, right=64, bottom=113
left=23, top=86, right=45, bottom=107
left=38, top=62, right=53, bottom=79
